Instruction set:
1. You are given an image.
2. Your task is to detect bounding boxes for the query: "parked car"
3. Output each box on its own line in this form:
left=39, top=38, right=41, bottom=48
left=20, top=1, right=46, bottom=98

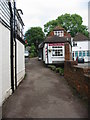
left=78, top=57, right=84, bottom=63
left=24, top=51, right=29, bottom=58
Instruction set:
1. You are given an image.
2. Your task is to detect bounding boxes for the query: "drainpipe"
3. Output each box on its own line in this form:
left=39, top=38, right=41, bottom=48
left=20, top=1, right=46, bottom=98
left=14, top=1, right=17, bottom=89
left=8, top=1, right=14, bottom=93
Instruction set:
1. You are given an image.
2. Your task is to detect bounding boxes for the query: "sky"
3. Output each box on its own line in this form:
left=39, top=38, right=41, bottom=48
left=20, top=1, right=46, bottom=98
left=16, top=0, right=89, bottom=33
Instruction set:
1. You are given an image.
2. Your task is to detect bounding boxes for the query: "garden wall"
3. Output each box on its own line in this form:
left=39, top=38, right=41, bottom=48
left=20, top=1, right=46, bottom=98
left=64, top=60, right=90, bottom=98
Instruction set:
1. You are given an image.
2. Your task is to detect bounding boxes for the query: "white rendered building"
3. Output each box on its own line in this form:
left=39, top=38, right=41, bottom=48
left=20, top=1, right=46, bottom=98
left=0, top=0, right=25, bottom=108
left=39, top=26, right=72, bottom=64
left=72, top=33, right=90, bottom=62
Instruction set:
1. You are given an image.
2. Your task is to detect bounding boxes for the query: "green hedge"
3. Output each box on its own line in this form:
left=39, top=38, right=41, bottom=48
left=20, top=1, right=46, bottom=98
left=48, top=65, right=56, bottom=71
left=48, top=65, right=64, bottom=76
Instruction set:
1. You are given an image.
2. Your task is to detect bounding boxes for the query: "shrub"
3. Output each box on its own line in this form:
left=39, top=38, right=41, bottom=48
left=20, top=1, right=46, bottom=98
left=48, top=65, right=64, bottom=76
left=48, top=65, right=56, bottom=71
left=30, top=53, right=35, bottom=58
left=51, top=66, right=56, bottom=71
left=59, top=68, right=64, bottom=76
left=56, top=68, right=60, bottom=73
left=30, top=43, right=37, bottom=58
left=48, top=65, right=52, bottom=68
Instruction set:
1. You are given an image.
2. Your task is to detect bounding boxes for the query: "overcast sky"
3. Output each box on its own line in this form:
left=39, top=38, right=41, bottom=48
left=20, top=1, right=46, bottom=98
left=16, top=0, right=89, bottom=33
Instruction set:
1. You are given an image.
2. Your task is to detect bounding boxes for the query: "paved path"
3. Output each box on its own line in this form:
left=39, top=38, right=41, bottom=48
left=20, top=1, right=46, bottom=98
left=2, top=58, right=88, bottom=118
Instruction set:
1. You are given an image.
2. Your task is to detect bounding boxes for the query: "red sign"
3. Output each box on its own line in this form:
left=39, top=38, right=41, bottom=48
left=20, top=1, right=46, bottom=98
left=49, top=43, right=64, bottom=46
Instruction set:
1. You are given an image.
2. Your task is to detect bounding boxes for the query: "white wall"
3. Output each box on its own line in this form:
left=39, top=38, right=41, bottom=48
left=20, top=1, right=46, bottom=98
left=0, top=23, right=25, bottom=105
left=0, top=23, right=11, bottom=103
left=43, top=45, right=45, bottom=62
left=43, top=43, right=65, bottom=64
left=43, top=44, right=46, bottom=62
left=0, top=23, right=2, bottom=120
left=48, top=45, right=65, bottom=64
left=17, top=40, right=25, bottom=85
left=72, top=41, right=90, bottom=62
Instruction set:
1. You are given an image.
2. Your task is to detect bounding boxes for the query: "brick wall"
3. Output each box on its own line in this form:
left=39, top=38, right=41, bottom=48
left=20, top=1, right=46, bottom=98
left=65, top=43, right=72, bottom=61
left=64, top=61, right=90, bottom=98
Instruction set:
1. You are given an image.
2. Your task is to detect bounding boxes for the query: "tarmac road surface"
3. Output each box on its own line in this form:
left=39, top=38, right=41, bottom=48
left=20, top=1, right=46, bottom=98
left=2, top=58, right=88, bottom=118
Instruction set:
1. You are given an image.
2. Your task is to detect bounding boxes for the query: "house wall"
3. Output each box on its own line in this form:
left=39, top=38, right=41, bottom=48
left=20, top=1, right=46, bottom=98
left=43, top=43, right=65, bottom=64
left=43, top=44, right=48, bottom=63
left=0, top=22, right=25, bottom=105
left=43, top=45, right=45, bottom=62
left=0, top=23, right=12, bottom=103
left=0, top=23, right=2, bottom=107
left=72, top=41, right=90, bottom=62
left=0, top=0, right=25, bottom=113
left=16, top=40, right=25, bottom=85
left=0, top=24, right=2, bottom=119
left=48, top=44, right=65, bottom=64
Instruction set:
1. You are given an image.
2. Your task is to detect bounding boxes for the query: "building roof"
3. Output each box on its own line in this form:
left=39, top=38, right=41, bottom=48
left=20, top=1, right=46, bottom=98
left=53, top=26, right=64, bottom=31
left=48, top=31, right=54, bottom=36
left=73, top=33, right=90, bottom=41
left=64, top=31, right=71, bottom=38
left=44, top=35, right=71, bottom=43
left=38, top=35, right=71, bottom=49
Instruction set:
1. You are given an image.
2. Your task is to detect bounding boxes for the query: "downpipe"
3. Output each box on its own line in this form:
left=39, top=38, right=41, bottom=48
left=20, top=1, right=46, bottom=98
left=14, top=1, right=17, bottom=89
left=8, top=1, right=14, bottom=93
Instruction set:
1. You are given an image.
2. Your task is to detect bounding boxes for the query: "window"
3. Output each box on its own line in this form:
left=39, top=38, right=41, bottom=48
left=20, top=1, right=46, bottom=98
left=79, top=51, right=82, bottom=57
left=87, top=51, right=89, bottom=56
left=54, top=31, right=57, bottom=35
left=73, top=42, right=77, bottom=46
left=83, top=51, right=85, bottom=57
left=89, top=51, right=90, bottom=56
left=52, top=49, right=63, bottom=56
left=75, top=51, right=78, bottom=57
left=72, top=52, right=74, bottom=57
left=52, top=46, right=62, bottom=48
left=87, top=51, right=90, bottom=56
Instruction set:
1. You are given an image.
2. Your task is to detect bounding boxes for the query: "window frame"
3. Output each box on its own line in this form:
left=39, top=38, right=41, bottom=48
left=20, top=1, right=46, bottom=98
left=52, top=47, right=64, bottom=57
left=83, top=51, right=85, bottom=57
left=75, top=51, right=78, bottom=57
left=79, top=51, right=82, bottom=57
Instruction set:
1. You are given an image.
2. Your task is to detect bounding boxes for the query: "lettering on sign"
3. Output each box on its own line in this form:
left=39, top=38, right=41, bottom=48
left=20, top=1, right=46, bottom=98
left=49, top=43, right=64, bottom=46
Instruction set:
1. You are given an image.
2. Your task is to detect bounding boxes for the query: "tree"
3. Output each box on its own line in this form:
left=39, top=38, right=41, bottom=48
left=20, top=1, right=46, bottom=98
left=44, top=20, right=58, bottom=36
left=30, top=43, right=37, bottom=58
left=24, top=27, right=45, bottom=50
left=44, top=13, right=89, bottom=37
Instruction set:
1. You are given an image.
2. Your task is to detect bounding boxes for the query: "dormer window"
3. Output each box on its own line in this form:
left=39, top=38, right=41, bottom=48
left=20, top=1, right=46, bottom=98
left=59, top=31, right=64, bottom=37
left=54, top=31, right=57, bottom=35
left=54, top=30, right=64, bottom=37
left=53, top=26, right=65, bottom=37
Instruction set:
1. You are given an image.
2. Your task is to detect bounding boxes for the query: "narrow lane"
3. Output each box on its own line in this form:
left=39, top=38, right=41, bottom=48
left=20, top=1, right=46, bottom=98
left=2, top=58, right=88, bottom=118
